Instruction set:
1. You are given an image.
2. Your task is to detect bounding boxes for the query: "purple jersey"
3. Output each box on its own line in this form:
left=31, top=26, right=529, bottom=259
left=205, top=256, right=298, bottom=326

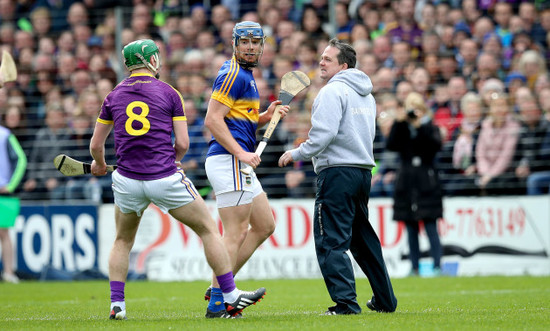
left=97, top=73, right=186, bottom=180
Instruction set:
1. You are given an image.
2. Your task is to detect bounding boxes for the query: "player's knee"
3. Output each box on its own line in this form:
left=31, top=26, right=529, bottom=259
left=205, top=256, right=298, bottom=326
left=256, top=220, right=275, bottom=239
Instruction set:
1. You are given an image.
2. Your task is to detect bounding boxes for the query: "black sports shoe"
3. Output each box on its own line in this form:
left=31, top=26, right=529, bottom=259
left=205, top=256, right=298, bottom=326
left=109, top=306, right=127, bottom=320
left=204, top=286, right=212, bottom=301
left=205, top=308, right=232, bottom=319
left=322, top=306, right=338, bottom=315
left=367, top=299, right=392, bottom=313
left=224, top=287, right=266, bottom=317
left=322, top=305, right=358, bottom=315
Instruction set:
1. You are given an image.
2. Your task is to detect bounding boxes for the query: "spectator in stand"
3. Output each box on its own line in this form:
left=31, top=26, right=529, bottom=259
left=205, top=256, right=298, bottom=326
left=472, top=16, right=495, bottom=46
left=456, top=39, right=477, bottom=85
left=67, top=2, right=89, bottom=31
left=386, top=0, right=423, bottom=60
left=56, top=53, right=77, bottom=94
left=462, top=0, right=482, bottom=28
left=360, top=6, right=384, bottom=40
left=334, top=1, right=354, bottom=43
left=540, top=7, right=550, bottom=50
left=409, top=67, right=431, bottom=100
left=131, top=3, right=157, bottom=37
left=476, top=52, right=505, bottom=83
left=22, top=104, right=71, bottom=200
left=358, top=52, right=379, bottom=78
left=371, top=95, right=399, bottom=198
left=2, top=105, right=31, bottom=153
left=64, top=112, right=102, bottom=202
left=390, top=41, right=413, bottom=83
left=442, top=92, right=484, bottom=196
left=432, top=76, right=467, bottom=141
left=538, top=86, right=550, bottom=121
left=423, top=53, right=439, bottom=85
left=482, top=32, right=509, bottom=69
left=493, top=1, right=514, bottom=48
left=511, top=30, right=539, bottom=69
left=418, top=2, right=436, bottom=32
left=395, top=80, right=413, bottom=105
left=96, top=78, right=114, bottom=101
left=516, top=50, right=547, bottom=92
left=176, top=100, right=208, bottom=184
left=210, top=4, right=232, bottom=39
left=421, top=31, right=443, bottom=57
left=452, top=21, right=472, bottom=53
left=514, top=96, right=550, bottom=194
left=372, top=67, right=395, bottom=94
left=439, top=25, right=456, bottom=53
left=505, top=71, right=527, bottom=109
left=474, top=93, right=521, bottom=195
left=350, top=24, right=369, bottom=47
left=29, top=7, right=53, bottom=40
left=300, top=4, right=330, bottom=44
left=372, top=35, right=392, bottom=68
left=295, top=41, right=318, bottom=80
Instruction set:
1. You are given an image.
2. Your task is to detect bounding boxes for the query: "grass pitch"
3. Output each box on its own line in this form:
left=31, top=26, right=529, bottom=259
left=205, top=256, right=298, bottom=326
left=1, top=276, right=549, bottom=330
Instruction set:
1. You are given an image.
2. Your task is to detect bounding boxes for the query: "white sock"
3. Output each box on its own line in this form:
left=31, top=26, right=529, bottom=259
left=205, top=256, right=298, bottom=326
left=223, top=289, right=240, bottom=303
left=110, top=301, right=126, bottom=311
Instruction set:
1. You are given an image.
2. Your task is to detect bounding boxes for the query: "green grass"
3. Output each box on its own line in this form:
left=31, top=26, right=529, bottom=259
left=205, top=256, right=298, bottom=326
left=1, top=276, right=549, bottom=330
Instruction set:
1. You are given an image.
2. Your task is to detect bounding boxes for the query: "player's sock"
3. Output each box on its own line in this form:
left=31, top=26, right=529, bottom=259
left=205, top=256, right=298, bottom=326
left=110, top=301, right=126, bottom=311
left=110, top=281, right=125, bottom=306
left=207, top=287, right=225, bottom=312
left=217, top=271, right=241, bottom=303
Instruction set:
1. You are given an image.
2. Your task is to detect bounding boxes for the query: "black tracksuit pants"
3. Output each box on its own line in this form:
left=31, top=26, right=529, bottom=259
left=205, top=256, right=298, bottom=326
left=314, top=167, right=397, bottom=313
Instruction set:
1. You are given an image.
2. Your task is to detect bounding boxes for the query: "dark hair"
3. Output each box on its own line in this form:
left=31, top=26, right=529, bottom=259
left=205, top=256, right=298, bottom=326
left=328, top=38, right=356, bottom=69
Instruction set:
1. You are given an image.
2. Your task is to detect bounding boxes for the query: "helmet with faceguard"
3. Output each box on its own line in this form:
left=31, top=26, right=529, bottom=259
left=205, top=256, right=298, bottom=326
left=232, top=21, right=265, bottom=69
left=122, top=39, right=161, bottom=77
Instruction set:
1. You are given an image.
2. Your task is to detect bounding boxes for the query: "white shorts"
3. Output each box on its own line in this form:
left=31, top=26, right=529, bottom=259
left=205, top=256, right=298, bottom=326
left=205, top=154, right=263, bottom=208
left=112, top=169, right=200, bottom=216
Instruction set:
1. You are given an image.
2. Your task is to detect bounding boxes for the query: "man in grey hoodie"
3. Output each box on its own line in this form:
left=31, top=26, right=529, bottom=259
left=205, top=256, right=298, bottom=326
left=279, top=38, right=397, bottom=315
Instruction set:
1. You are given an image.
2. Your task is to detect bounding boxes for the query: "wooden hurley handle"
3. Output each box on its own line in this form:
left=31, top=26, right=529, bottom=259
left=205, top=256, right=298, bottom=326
left=261, top=105, right=283, bottom=142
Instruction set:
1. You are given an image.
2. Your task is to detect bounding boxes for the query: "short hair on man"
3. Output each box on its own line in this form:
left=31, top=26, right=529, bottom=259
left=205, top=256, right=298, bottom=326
left=328, top=38, right=357, bottom=69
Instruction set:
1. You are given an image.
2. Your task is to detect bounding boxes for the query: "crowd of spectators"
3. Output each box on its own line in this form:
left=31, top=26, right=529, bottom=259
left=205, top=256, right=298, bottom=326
left=0, top=0, right=549, bottom=202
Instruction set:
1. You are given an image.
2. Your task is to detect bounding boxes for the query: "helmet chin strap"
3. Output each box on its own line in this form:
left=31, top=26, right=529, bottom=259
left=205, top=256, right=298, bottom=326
left=135, top=52, right=160, bottom=78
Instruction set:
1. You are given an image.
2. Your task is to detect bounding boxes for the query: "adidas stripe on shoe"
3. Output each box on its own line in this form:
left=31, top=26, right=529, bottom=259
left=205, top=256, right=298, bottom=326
left=205, top=308, right=232, bottom=318
left=224, top=287, right=266, bottom=317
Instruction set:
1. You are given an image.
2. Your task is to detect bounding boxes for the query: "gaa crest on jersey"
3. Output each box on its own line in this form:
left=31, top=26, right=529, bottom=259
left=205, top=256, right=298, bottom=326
left=245, top=176, right=252, bottom=185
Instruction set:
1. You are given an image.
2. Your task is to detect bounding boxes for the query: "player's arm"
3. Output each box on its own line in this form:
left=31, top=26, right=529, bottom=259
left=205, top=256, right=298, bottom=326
left=205, top=98, right=260, bottom=167
left=90, top=121, right=113, bottom=176
left=173, top=119, right=190, bottom=161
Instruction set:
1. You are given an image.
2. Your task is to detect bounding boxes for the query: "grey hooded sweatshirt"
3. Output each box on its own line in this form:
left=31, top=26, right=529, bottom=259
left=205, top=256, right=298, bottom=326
left=290, top=68, right=376, bottom=174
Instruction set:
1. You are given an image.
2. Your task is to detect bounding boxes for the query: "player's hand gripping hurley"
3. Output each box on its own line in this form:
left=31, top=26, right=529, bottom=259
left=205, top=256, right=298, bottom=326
left=240, top=71, right=311, bottom=175
left=54, top=154, right=117, bottom=176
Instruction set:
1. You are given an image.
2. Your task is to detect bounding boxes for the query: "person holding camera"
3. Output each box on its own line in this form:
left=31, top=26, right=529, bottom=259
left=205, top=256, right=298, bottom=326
left=386, top=92, right=443, bottom=276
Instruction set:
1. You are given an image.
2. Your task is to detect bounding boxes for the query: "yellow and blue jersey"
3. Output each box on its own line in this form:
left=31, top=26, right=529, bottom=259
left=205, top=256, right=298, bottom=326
left=207, top=56, right=260, bottom=156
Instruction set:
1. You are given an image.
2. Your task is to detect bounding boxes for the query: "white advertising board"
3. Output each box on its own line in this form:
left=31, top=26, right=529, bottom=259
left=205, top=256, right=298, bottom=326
left=97, top=196, right=550, bottom=281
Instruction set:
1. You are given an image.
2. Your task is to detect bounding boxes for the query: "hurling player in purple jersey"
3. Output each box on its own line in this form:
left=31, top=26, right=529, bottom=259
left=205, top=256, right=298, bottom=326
left=90, top=39, right=266, bottom=320
left=202, top=21, right=289, bottom=318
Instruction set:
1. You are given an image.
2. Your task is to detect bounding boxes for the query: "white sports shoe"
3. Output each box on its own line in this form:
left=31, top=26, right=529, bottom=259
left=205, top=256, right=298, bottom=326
left=109, top=306, right=127, bottom=320
left=2, top=273, right=20, bottom=284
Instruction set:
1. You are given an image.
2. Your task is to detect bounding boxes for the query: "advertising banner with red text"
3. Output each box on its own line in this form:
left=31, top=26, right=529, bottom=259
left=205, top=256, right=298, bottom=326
left=97, top=196, right=550, bottom=281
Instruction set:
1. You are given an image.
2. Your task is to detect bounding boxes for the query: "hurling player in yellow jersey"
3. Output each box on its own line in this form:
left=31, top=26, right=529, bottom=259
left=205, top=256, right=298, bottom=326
left=203, top=21, right=290, bottom=317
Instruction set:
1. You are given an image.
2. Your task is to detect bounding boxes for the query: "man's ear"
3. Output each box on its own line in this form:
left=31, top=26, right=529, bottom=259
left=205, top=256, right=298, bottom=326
left=342, top=62, right=348, bottom=70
